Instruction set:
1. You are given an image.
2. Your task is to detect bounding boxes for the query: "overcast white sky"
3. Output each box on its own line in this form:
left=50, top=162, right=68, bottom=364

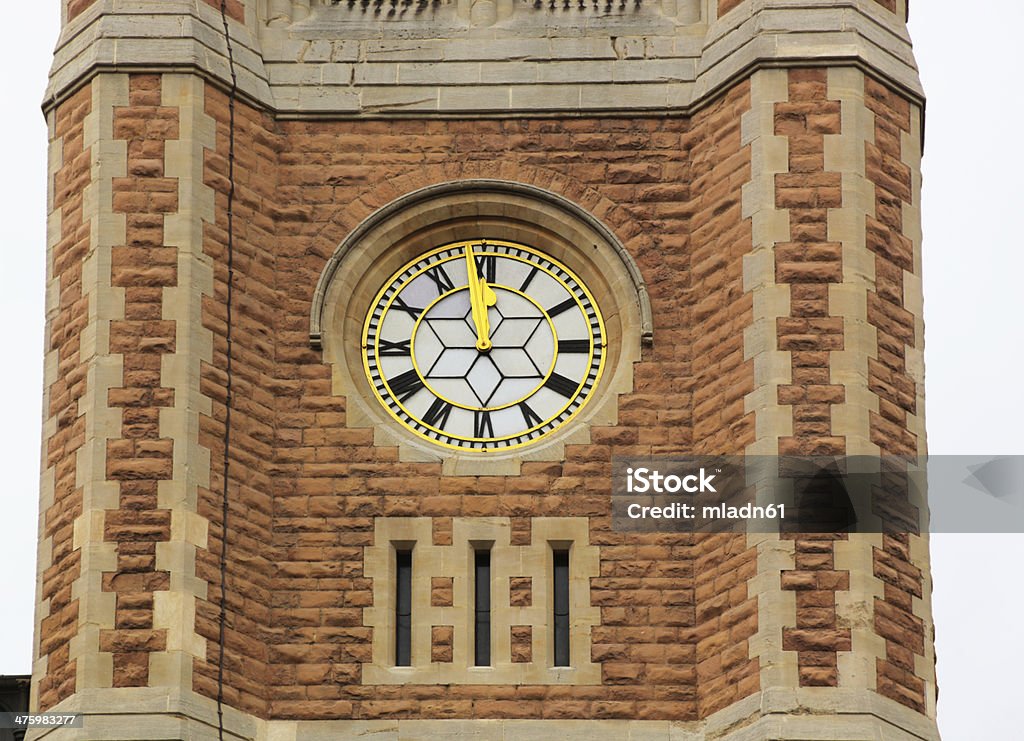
left=1, top=3, right=1021, bottom=738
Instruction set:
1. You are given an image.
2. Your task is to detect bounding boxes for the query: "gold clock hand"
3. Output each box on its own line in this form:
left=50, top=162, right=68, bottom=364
left=465, top=243, right=492, bottom=351
left=482, top=279, right=498, bottom=308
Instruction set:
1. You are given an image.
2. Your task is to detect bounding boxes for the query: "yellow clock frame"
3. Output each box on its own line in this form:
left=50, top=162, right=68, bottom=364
left=361, top=239, right=607, bottom=452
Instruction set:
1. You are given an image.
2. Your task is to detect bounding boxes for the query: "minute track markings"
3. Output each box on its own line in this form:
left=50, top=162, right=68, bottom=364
left=362, top=240, right=606, bottom=451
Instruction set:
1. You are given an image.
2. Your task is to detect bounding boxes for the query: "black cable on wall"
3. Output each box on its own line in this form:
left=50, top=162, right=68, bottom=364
left=216, top=2, right=238, bottom=739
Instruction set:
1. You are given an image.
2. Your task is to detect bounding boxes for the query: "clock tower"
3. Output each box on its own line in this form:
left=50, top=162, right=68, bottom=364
left=34, top=1, right=939, bottom=739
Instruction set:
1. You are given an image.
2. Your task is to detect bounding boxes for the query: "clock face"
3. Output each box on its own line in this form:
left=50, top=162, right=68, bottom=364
left=362, top=240, right=605, bottom=451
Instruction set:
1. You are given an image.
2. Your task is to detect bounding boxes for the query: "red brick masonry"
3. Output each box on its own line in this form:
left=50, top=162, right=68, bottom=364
left=186, top=81, right=761, bottom=721
left=39, top=83, right=92, bottom=713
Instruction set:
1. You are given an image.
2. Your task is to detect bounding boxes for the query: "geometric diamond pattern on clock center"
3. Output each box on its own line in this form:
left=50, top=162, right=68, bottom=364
left=413, top=288, right=555, bottom=408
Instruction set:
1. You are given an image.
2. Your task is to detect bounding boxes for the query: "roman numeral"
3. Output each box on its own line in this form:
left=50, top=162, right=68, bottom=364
left=544, top=373, right=579, bottom=398
left=425, top=266, right=455, bottom=294
left=519, top=401, right=543, bottom=427
left=547, top=297, right=577, bottom=317
left=422, top=397, right=453, bottom=428
left=520, top=266, right=539, bottom=292
left=475, top=254, right=497, bottom=283
left=474, top=410, right=494, bottom=438
left=377, top=338, right=411, bottom=356
left=387, top=369, right=424, bottom=402
left=557, top=339, right=591, bottom=354
left=392, top=295, right=423, bottom=320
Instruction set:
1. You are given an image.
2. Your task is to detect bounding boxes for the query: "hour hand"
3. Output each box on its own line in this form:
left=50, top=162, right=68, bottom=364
left=465, top=244, right=492, bottom=352
left=481, top=280, right=497, bottom=308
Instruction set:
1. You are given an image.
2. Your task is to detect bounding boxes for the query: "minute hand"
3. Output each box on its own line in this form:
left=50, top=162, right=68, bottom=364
left=466, top=244, right=493, bottom=352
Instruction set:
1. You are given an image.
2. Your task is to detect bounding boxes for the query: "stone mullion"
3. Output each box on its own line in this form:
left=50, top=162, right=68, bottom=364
left=362, top=517, right=600, bottom=687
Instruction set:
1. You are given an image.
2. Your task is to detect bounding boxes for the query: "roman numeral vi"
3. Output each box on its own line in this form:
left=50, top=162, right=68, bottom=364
left=474, top=410, right=495, bottom=438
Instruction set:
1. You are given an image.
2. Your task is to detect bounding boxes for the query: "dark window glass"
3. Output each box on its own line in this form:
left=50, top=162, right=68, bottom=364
left=553, top=548, right=570, bottom=667
left=474, top=548, right=492, bottom=666
left=395, top=549, right=412, bottom=666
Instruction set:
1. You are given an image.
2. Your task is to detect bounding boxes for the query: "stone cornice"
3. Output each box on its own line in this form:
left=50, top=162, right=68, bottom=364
left=698, top=0, right=921, bottom=102
left=44, top=1, right=270, bottom=113
left=44, top=0, right=923, bottom=121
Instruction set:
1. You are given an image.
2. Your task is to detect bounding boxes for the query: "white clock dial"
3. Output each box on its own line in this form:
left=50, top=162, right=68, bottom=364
left=362, top=240, right=605, bottom=451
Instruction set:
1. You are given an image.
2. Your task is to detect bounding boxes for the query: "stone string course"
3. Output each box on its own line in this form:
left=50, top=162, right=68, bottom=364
left=70, top=0, right=242, bottom=20
left=49, top=1, right=923, bottom=119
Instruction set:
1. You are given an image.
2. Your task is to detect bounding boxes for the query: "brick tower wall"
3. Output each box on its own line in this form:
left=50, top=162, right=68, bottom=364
left=39, top=70, right=932, bottom=731
left=36, top=1, right=935, bottom=738
left=183, top=79, right=760, bottom=721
